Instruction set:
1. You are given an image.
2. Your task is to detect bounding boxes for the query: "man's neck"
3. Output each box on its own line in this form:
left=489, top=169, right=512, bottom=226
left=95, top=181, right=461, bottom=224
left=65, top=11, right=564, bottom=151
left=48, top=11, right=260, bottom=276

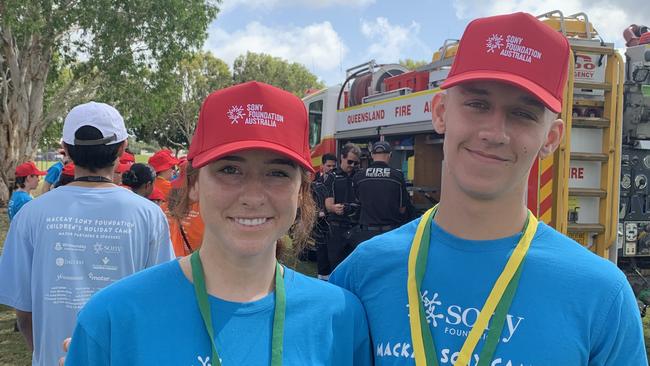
left=181, top=237, right=278, bottom=303
left=69, top=166, right=116, bottom=188
left=434, top=180, right=529, bottom=241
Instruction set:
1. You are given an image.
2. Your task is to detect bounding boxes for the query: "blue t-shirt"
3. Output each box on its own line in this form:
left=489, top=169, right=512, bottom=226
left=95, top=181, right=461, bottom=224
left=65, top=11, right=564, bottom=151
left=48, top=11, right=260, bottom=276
left=330, top=218, right=648, bottom=365
left=7, top=190, right=32, bottom=220
left=45, top=161, right=64, bottom=185
left=65, top=260, right=372, bottom=365
left=0, top=185, right=175, bottom=366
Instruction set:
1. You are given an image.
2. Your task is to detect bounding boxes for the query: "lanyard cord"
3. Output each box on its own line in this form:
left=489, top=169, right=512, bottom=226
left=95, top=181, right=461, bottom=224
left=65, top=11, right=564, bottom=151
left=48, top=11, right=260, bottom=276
left=190, top=251, right=285, bottom=366
left=407, top=205, right=538, bottom=366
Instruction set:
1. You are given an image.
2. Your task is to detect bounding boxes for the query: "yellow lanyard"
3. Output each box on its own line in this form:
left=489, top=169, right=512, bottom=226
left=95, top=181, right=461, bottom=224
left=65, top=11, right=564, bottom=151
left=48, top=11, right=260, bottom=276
left=407, top=206, right=538, bottom=365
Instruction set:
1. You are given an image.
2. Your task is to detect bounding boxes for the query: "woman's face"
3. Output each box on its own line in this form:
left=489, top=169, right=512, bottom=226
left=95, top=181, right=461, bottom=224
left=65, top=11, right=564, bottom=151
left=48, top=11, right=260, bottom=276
left=190, top=149, right=302, bottom=258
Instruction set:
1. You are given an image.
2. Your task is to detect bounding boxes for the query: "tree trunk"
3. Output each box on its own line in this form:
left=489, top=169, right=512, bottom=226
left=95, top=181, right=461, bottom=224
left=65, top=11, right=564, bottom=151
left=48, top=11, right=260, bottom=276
left=0, top=22, right=50, bottom=205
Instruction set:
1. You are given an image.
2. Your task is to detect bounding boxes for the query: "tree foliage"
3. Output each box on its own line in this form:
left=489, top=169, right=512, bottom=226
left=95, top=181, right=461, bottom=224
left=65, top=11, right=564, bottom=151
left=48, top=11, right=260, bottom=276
left=399, top=58, right=429, bottom=70
left=137, top=51, right=232, bottom=149
left=233, top=52, right=324, bottom=96
left=0, top=0, right=219, bottom=202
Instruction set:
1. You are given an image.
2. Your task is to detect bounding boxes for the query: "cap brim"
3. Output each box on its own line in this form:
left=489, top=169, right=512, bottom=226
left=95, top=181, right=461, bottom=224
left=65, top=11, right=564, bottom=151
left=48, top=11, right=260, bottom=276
left=440, top=71, right=562, bottom=113
left=191, top=141, right=315, bottom=173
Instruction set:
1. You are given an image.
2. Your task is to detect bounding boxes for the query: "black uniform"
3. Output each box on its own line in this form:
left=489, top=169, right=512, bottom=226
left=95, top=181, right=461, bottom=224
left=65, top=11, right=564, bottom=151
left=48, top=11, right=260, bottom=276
left=310, top=173, right=331, bottom=276
left=324, top=167, right=358, bottom=271
left=352, top=161, right=409, bottom=244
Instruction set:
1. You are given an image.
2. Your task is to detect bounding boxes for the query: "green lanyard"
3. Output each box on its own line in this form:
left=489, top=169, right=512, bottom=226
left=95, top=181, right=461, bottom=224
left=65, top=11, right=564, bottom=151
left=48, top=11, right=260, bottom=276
left=408, top=206, right=537, bottom=366
left=190, top=251, right=286, bottom=366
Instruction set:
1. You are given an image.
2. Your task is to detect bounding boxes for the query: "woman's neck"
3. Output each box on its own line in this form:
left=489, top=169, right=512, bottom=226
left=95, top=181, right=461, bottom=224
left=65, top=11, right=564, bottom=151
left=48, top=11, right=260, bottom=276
left=180, top=240, right=279, bottom=303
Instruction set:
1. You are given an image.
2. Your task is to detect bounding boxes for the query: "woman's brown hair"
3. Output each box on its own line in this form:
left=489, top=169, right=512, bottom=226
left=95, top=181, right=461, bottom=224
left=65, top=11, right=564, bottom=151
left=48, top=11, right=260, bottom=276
left=168, top=161, right=316, bottom=262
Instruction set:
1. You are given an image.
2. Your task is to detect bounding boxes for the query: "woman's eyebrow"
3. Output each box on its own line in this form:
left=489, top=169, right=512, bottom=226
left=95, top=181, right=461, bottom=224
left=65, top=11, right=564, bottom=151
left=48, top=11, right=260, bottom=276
left=265, top=158, right=296, bottom=167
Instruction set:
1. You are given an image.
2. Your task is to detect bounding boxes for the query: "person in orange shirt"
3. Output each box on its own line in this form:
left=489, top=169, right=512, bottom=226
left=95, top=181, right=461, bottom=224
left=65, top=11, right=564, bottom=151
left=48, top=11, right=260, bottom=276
left=148, top=149, right=179, bottom=200
left=165, top=161, right=204, bottom=256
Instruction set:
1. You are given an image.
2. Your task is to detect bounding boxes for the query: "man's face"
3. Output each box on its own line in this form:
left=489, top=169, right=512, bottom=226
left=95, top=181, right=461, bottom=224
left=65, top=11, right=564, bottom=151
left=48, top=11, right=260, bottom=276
left=432, top=81, right=563, bottom=201
left=340, top=152, right=360, bottom=174
left=322, top=159, right=336, bottom=174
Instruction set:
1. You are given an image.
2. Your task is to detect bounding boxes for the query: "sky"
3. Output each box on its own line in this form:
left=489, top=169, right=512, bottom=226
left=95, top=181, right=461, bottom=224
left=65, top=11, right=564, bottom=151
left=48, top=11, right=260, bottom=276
left=204, top=0, right=650, bottom=86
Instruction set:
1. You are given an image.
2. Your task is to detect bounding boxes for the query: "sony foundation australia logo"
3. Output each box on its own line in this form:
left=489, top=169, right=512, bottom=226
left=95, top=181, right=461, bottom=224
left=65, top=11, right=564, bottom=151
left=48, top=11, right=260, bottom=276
left=226, top=104, right=285, bottom=127
left=486, top=33, right=542, bottom=64
left=376, top=291, right=526, bottom=361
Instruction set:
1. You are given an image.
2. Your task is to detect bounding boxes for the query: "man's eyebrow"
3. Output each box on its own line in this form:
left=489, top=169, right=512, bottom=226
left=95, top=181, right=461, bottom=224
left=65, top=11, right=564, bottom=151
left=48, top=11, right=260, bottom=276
left=458, top=85, right=490, bottom=96
left=459, top=84, right=546, bottom=112
left=518, top=95, right=546, bottom=112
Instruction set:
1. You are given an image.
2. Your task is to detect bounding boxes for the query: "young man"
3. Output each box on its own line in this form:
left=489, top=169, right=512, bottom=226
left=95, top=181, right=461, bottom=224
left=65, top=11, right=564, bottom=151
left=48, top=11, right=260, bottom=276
left=8, top=161, right=47, bottom=220
left=0, top=101, right=174, bottom=366
left=330, top=12, right=647, bottom=365
left=325, top=143, right=361, bottom=271
left=352, top=141, right=409, bottom=245
left=315, top=153, right=337, bottom=183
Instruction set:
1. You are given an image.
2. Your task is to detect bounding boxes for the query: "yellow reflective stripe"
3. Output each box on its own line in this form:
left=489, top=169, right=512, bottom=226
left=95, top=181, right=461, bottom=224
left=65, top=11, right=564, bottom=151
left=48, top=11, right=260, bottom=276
left=455, top=213, right=538, bottom=366
left=407, top=208, right=435, bottom=366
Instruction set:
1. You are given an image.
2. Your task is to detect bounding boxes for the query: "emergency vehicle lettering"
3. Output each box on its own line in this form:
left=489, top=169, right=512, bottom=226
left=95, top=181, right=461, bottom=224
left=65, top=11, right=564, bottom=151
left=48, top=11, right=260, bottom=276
left=366, top=168, right=391, bottom=177
left=347, top=110, right=385, bottom=124
left=570, top=167, right=584, bottom=179
left=394, top=104, right=412, bottom=117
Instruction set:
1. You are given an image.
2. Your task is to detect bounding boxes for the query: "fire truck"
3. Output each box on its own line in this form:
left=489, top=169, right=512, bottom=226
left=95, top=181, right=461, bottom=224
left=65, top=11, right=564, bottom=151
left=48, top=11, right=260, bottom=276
left=303, top=10, right=626, bottom=265
left=617, top=23, right=650, bottom=294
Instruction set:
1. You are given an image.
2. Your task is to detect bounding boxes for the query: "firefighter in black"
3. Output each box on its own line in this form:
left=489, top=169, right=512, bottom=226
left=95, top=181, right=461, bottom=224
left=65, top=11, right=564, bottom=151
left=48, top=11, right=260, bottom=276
left=311, top=153, right=337, bottom=280
left=352, top=141, right=409, bottom=244
left=325, top=143, right=361, bottom=271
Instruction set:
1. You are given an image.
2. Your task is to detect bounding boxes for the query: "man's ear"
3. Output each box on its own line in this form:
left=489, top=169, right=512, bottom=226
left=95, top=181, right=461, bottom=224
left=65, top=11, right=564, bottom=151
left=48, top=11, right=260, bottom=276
left=432, top=92, right=447, bottom=134
left=538, top=117, right=565, bottom=159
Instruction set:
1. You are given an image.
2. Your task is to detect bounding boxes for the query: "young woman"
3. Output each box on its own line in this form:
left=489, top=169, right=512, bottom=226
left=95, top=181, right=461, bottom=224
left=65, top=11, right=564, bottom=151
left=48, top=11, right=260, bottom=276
left=121, top=163, right=156, bottom=197
left=64, top=81, right=372, bottom=365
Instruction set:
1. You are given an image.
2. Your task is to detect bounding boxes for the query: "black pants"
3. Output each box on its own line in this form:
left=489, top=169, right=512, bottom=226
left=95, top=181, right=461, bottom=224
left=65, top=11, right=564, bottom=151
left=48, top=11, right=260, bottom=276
left=313, top=220, right=331, bottom=276
left=327, top=223, right=358, bottom=272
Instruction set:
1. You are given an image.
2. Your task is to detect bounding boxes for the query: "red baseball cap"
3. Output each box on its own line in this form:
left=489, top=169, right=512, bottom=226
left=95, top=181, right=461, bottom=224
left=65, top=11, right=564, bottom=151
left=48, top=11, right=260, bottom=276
left=187, top=81, right=314, bottom=173
left=441, top=12, right=570, bottom=113
left=114, top=162, right=132, bottom=174
left=119, top=151, right=135, bottom=164
left=148, top=187, right=166, bottom=201
left=61, top=162, right=75, bottom=177
left=148, top=150, right=180, bottom=173
left=15, top=161, right=47, bottom=177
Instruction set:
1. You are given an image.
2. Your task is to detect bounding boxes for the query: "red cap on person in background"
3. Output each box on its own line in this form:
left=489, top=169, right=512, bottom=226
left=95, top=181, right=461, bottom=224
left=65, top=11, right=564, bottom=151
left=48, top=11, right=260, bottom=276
left=148, top=187, right=166, bottom=201
left=119, top=151, right=135, bottom=164
left=148, top=150, right=180, bottom=173
left=440, top=12, right=570, bottom=113
left=114, top=162, right=132, bottom=174
left=15, top=161, right=47, bottom=178
left=61, top=162, right=75, bottom=177
left=187, top=81, right=315, bottom=173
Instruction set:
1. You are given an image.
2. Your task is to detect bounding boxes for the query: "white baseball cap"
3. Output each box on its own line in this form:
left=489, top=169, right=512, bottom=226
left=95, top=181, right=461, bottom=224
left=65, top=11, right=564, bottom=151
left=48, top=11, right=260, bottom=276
left=62, top=102, right=128, bottom=146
